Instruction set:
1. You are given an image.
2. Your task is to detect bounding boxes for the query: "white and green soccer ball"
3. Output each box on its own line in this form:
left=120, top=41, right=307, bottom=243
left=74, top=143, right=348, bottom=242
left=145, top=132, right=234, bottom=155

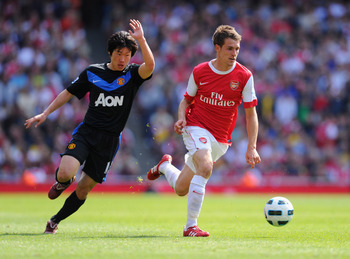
left=264, top=196, right=294, bottom=227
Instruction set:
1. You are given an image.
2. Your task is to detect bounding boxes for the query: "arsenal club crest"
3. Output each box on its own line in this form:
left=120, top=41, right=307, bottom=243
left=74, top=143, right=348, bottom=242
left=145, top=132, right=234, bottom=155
left=199, top=137, right=207, bottom=144
left=230, top=81, right=239, bottom=90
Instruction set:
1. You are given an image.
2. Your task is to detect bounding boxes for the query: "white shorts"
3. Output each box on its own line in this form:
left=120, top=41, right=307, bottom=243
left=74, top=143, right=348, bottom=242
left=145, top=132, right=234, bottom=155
left=182, top=126, right=229, bottom=174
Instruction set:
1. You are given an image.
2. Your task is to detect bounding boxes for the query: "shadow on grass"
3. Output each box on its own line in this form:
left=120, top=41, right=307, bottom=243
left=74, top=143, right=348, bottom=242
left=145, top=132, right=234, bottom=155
left=76, top=235, right=170, bottom=239
left=0, top=233, right=169, bottom=238
left=0, top=233, right=45, bottom=236
left=245, top=236, right=276, bottom=239
left=0, top=232, right=275, bottom=239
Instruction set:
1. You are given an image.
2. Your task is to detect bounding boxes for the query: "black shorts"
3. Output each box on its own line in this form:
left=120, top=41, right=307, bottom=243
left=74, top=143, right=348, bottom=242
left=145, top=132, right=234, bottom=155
left=62, top=123, right=121, bottom=183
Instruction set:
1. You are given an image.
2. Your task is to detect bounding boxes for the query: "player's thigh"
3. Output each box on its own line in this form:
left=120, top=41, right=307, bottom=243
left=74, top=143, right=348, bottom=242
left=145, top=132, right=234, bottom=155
left=82, top=131, right=121, bottom=183
left=57, top=155, right=81, bottom=179
left=76, top=172, right=98, bottom=200
left=175, top=164, right=195, bottom=196
left=192, top=149, right=213, bottom=179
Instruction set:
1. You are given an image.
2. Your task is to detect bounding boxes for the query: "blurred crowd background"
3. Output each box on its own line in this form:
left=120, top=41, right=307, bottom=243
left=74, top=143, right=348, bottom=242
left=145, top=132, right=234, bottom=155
left=0, top=0, right=349, bottom=187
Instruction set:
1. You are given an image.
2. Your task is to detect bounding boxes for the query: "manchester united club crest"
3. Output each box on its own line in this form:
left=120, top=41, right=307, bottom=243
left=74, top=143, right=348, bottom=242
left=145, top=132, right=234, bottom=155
left=68, top=143, right=76, bottom=150
left=117, top=77, right=125, bottom=85
left=230, top=81, right=239, bottom=90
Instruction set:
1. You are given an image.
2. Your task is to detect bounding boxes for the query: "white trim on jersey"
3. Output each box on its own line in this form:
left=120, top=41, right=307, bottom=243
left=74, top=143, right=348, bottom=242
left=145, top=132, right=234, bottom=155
left=187, top=59, right=239, bottom=97
left=187, top=61, right=256, bottom=103
left=242, top=75, right=256, bottom=103
left=208, top=59, right=236, bottom=75
left=187, top=72, right=198, bottom=97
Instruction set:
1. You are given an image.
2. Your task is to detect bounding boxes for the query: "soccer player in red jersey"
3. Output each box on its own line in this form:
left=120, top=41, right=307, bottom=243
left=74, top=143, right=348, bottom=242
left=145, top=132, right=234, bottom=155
left=147, top=25, right=261, bottom=237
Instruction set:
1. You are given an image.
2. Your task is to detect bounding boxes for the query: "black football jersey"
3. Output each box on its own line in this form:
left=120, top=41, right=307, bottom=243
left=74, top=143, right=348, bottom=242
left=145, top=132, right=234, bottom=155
left=67, top=63, right=151, bottom=134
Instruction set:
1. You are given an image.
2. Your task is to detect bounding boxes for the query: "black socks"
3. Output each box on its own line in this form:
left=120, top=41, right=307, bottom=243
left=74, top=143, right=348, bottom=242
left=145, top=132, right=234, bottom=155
left=51, top=191, right=85, bottom=224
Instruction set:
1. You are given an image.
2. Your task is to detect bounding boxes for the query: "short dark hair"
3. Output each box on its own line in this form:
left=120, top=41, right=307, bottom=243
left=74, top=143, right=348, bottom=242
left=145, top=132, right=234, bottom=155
left=212, top=25, right=242, bottom=47
left=107, top=31, right=138, bottom=57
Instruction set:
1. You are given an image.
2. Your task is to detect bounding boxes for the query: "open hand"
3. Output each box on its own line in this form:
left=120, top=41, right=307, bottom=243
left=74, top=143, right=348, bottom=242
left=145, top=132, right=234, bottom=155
left=129, top=19, right=144, bottom=41
left=24, top=113, right=47, bottom=129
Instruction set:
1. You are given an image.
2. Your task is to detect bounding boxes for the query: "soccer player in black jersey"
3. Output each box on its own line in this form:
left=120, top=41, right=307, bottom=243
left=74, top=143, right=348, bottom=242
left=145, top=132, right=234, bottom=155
left=24, top=19, right=155, bottom=234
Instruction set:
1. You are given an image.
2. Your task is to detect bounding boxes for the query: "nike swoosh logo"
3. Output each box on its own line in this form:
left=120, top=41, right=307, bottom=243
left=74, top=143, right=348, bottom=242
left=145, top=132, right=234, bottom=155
left=193, top=190, right=204, bottom=195
left=56, top=184, right=68, bottom=190
left=87, top=70, right=131, bottom=92
left=199, top=82, right=209, bottom=85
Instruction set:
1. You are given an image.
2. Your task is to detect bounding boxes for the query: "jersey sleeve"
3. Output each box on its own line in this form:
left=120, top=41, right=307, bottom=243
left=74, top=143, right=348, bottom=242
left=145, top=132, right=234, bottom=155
left=184, top=72, right=197, bottom=102
left=242, top=75, right=258, bottom=108
left=130, top=63, right=153, bottom=86
left=66, top=69, right=91, bottom=99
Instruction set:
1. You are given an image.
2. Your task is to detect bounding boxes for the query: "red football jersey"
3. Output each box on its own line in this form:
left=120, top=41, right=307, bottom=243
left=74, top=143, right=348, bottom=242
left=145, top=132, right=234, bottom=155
left=184, top=60, right=257, bottom=144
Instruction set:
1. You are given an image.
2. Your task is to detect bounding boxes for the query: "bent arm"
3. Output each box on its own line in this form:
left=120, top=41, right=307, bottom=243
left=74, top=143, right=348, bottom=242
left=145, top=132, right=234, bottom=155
left=137, top=37, right=155, bottom=79
left=128, top=19, right=155, bottom=79
left=25, top=89, right=73, bottom=128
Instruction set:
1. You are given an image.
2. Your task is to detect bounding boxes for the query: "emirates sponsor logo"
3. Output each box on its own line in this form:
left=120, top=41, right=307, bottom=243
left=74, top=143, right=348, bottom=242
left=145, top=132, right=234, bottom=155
left=199, top=95, right=235, bottom=107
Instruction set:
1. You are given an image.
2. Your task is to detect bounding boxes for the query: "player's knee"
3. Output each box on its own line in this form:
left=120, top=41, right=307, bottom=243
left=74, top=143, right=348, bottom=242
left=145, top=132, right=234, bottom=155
left=175, top=185, right=189, bottom=196
left=175, top=189, right=188, bottom=196
left=56, top=168, right=74, bottom=182
left=197, top=163, right=212, bottom=179
left=76, top=180, right=95, bottom=200
left=75, top=187, right=90, bottom=200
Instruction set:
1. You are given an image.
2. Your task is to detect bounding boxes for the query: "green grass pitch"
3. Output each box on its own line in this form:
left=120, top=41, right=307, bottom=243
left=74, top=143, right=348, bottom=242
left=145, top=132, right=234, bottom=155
left=0, top=192, right=349, bottom=258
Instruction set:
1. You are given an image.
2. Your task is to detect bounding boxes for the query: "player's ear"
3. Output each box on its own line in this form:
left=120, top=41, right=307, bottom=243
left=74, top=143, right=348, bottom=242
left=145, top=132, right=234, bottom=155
left=108, top=49, right=114, bottom=56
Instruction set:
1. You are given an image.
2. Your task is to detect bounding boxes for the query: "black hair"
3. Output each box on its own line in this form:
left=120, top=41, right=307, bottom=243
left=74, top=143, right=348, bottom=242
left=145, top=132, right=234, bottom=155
left=107, top=31, right=138, bottom=56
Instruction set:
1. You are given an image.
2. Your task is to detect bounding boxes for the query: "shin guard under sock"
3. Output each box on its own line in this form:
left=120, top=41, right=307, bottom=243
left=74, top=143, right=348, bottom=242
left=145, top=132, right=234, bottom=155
left=51, top=191, right=85, bottom=224
left=162, top=163, right=181, bottom=189
left=186, top=175, right=208, bottom=229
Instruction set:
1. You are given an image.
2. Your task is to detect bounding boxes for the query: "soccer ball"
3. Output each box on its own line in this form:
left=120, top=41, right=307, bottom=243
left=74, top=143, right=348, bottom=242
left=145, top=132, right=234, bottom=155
left=264, top=196, right=294, bottom=227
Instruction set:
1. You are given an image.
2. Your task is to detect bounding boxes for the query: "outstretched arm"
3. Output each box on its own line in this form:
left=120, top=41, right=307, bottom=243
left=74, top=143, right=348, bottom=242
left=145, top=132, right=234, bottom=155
left=128, top=19, right=155, bottom=79
left=25, top=89, right=73, bottom=129
left=244, top=106, right=261, bottom=168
